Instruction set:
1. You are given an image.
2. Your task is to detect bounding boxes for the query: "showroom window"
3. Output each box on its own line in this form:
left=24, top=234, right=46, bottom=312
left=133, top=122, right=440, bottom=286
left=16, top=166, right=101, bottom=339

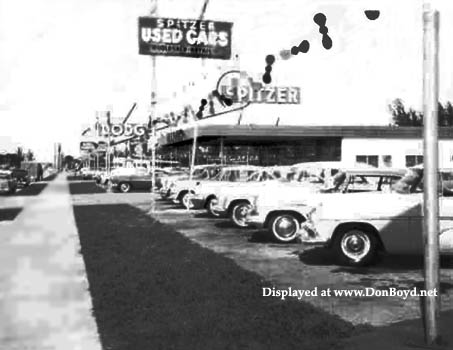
left=405, top=155, right=423, bottom=167
left=382, top=155, right=392, bottom=167
left=356, top=155, right=379, bottom=167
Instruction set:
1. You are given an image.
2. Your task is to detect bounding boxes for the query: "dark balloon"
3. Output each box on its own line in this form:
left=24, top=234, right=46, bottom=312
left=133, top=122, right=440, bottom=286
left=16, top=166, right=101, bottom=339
left=365, top=10, right=380, bottom=21
left=223, top=97, right=233, bottom=106
left=298, top=40, right=310, bottom=53
left=322, top=35, right=333, bottom=50
left=313, top=13, right=326, bottom=26
left=265, top=54, right=275, bottom=65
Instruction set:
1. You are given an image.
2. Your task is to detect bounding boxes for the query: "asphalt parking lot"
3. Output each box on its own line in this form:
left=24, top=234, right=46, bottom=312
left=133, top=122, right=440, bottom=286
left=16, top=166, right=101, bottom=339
left=70, top=180, right=453, bottom=327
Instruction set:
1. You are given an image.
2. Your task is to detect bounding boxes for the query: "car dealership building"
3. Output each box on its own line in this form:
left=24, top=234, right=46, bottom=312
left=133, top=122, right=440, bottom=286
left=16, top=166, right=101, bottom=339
left=158, top=123, right=453, bottom=169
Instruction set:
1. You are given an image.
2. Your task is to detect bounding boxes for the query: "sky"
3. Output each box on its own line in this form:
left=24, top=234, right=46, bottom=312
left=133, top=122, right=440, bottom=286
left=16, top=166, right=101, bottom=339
left=1, top=0, right=453, bottom=160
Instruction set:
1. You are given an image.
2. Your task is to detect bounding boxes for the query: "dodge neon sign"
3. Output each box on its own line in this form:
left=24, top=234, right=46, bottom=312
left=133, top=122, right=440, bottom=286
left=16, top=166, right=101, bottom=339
left=138, top=17, right=232, bottom=59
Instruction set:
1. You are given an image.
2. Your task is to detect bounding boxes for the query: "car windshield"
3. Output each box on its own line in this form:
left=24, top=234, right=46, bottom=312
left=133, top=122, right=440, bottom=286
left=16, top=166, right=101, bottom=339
left=391, top=168, right=423, bottom=194
left=280, top=168, right=327, bottom=184
left=318, top=172, right=402, bottom=193
left=193, top=167, right=221, bottom=180
left=391, top=168, right=453, bottom=196
left=246, top=170, right=276, bottom=182
left=217, top=169, right=257, bottom=182
left=344, top=174, right=400, bottom=193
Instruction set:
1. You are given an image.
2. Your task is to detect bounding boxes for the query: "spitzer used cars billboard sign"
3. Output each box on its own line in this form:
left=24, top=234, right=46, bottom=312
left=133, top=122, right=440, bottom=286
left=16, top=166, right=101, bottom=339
left=138, top=17, right=232, bottom=59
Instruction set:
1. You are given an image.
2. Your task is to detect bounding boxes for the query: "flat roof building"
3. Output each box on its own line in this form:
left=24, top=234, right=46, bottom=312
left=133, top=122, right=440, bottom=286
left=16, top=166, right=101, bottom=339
left=158, top=124, right=453, bottom=168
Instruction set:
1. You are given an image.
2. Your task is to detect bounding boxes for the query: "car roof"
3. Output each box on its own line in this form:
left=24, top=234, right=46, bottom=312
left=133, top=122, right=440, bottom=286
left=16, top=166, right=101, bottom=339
left=291, top=161, right=345, bottom=168
left=342, top=167, right=407, bottom=177
left=410, top=165, right=453, bottom=173
left=220, top=165, right=261, bottom=171
left=193, top=164, right=222, bottom=169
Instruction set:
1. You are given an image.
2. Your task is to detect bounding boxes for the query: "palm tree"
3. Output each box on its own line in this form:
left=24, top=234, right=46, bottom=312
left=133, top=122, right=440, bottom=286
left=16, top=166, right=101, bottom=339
left=25, top=149, right=35, bottom=161
left=15, top=147, right=24, bottom=167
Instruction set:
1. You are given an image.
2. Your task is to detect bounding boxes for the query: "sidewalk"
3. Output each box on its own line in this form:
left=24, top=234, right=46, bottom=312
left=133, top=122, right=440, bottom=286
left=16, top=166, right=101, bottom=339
left=344, top=310, right=453, bottom=350
left=0, top=174, right=102, bottom=350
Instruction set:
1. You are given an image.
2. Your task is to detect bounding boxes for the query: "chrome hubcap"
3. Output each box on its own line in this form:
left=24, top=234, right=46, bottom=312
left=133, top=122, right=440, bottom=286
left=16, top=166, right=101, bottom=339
left=275, top=217, right=297, bottom=238
left=234, top=204, right=251, bottom=225
left=341, top=231, right=371, bottom=261
left=183, top=194, right=193, bottom=208
left=209, top=199, right=219, bottom=215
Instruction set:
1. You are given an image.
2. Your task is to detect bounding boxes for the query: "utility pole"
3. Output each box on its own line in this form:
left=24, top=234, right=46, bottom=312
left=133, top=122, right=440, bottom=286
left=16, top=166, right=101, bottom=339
left=422, top=5, right=440, bottom=346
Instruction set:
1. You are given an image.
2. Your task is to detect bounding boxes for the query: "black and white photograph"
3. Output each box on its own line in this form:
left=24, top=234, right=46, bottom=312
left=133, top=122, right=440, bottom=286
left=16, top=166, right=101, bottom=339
left=1, top=0, right=453, bottom=349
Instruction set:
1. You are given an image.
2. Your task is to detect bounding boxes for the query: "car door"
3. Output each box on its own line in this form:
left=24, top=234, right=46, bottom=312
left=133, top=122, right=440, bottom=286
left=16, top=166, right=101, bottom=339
left=439, top=196, right=453, bottom=253
left=134, top=168, right=151, bottom=189
left=404, top=193, right=424, bottom=254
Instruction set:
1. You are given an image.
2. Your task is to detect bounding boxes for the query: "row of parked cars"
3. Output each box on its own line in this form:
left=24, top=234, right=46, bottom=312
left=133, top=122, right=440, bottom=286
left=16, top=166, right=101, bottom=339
left=89, top=166, right=185, bottom=192
left=156, top=162, right=453, bottom=266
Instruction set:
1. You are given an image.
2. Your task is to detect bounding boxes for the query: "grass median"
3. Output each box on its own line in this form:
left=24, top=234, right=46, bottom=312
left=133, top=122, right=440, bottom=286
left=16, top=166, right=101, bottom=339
left=72, top=198, right=362, bottom=350
left=68, top=181, right=106, bottom=195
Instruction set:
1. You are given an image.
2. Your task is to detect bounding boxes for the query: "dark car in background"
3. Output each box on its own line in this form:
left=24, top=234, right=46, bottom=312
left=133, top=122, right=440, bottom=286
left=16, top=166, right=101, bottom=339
left=10, top=168, right=31, bottom=187
left=0, top=172, right=18, bottom=195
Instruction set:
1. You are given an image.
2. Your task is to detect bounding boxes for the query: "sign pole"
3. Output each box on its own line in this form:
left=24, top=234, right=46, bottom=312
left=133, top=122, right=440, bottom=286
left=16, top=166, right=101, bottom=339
left=189, top=0, right=210, bottom=181
left=150, top=0, right=158, bottom=195
left=189, top=121, right=198, bottom=181
left=151, top=126, right=156, bottom=193
left=422, top=6, right=440, bottom=346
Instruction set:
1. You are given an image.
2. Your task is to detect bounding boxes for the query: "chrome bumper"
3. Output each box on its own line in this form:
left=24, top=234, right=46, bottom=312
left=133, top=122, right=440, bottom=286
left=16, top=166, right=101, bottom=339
left=244, top=212, right=266, bottom=229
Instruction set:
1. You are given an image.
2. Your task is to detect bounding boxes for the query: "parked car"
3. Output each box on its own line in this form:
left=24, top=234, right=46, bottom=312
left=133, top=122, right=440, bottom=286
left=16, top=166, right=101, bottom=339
left=10, top=168, right=31, bottom=187
left=157, top=167, right=189, bottom=191
left=162, top=165, right=224, bottom=203
left=0, top=172, right=18, bottom=195
left=98, top=167, right=150, bottom=186
left=244, top=168, right=406, bottom=246
left=210, top=162, right=344, bottom=226
left=188, top=167, right=290, bottom=216
left=110, top=167, right=152, bottom=193
left=169, top=166, right=262, bottom=208
left=80, top=167, right=97, bottom=180
left=94, top=169, right=107, bottom=184
left=292, top=166, right=453, bottom=266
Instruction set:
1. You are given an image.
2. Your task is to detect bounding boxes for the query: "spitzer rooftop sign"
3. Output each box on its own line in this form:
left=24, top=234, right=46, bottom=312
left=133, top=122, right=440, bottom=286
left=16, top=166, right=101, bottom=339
left=138, top=17, right=233, bottom=59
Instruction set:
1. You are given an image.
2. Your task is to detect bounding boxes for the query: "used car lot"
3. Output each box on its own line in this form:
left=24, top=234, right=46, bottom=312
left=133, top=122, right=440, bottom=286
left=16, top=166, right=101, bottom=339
left=74, top=181, right=453, bottom=326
